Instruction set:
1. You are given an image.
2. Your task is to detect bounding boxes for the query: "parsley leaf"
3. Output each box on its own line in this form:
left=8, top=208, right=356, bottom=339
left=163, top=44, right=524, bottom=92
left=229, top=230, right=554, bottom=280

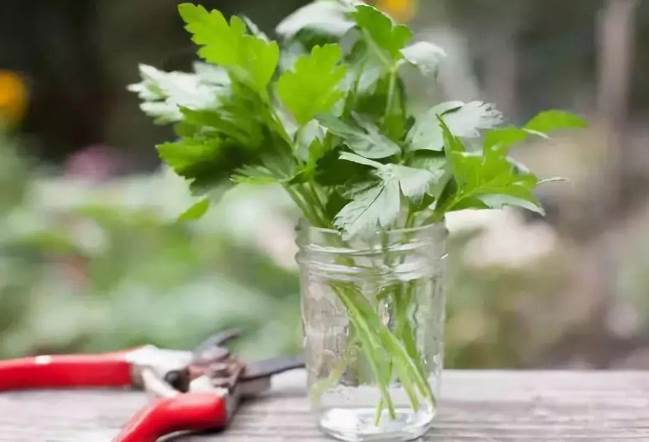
left=231, top=164, right=279, bottom=185
left=379, top=164, right=436, bottom=202
left=406, top=101, right=462, bottom=152
left=407, top=101, right=502, bottom=152
left=335, top=179, right=401, bottom=239
left=352, top=5, right=412, bottom=64
left=178, top=198, right=211, bottom=222
left=339, top=151, right=384, bottom=168
left=483, top=110, right=588, bottom=151
left=336, top=154, right=437, bottom=237
left=525, top=110, right=588, bottom=135
left=482, top=127, right=529, bottom=151
left=157, top=137, right=224, bottom=192
left=340, top=152, right=437, bottom=201
left=441, top=101, right=503, bottom=138
left=295, top=120, right=326, bottom=162
left=438, top=117, right=543, bottom=215
left=277, top=44, right=347, bottom=125
left=276, top=1, right=355, bottom=40
left=319, top=114, right=401, bottom=159
left=178, top=3, right=279, bottom=94
left=401, top=42, right=446, bottom=77
left=128, top=64, right=226, bottom=124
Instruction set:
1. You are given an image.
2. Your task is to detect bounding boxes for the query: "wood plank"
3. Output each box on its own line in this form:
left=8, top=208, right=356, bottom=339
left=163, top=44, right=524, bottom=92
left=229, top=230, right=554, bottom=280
left=0, top=371, right=648, bottom=441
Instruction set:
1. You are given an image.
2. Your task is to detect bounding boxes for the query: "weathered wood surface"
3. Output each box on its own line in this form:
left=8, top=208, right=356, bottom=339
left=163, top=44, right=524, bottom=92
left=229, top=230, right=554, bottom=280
left=0, top=370, right=648, bottom=441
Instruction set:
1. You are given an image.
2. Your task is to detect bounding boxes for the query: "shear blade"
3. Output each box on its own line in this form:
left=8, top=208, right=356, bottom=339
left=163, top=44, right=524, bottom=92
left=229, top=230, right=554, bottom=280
left=241, top=356, right=305, bottom=381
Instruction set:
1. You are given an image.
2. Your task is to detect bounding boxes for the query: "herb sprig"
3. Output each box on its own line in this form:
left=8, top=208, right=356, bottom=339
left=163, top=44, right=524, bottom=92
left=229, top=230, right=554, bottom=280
left=130, top=1, right=586, bottom=239
left=131, top=1, right=587, bottom=425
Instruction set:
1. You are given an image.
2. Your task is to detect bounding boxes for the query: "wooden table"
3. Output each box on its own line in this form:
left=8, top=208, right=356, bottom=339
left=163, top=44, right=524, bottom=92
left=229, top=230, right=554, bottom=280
left=1, top=370, right=648, bottom=441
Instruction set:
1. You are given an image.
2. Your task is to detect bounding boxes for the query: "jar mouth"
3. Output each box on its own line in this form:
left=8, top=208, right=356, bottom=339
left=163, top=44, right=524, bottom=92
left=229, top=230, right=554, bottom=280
left=296, top=221, right=448, bottom=280
left=296, top=220, right=447, bottom=237
left=295, top=219, right=448, bottom=258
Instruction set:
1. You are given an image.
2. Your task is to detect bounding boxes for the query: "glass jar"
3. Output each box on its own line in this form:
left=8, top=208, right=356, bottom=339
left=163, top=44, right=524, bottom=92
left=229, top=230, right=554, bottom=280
left=296, top=222, right=448, bottom=442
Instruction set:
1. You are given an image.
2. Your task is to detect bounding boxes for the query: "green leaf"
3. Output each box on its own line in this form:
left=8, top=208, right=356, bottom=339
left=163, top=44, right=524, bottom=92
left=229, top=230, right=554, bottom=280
left=477, top=194, right=544, bottom=215
left=483, top=127, right=529, bottom=152
left=292, top=121, right=329, bottom=182
left=128, top=64, right=226, bottom=124
left=481, top=111, right=588, bottom=154
left=450, top=150, right=543, bottom=214
left=339, top=152, right=383, bottom=168
left=319, top=114, right=401, bottom=159
left=276, top=1, right=355, bottom=39
left=401, top=42, right=446, bottom=77
left=342, top=29, right=384, bottom=95
left=334, top=163, right=436, bottom=238
left=525, top=110, right=587, bottom=135
left=277, top=44, right=347, bottom=125
left=407, top=151, right=449, bottom=196
left=180, top=106, right=264, bottom=148
left=443, top=101, right=503, bottom=138
left=157, top=136, right=249, bottom=193
left=406, top=101, right=462, bottom=151
left=335, top=180, right=401, bottom=239
left=295, top=120, right=326, bottom=163
left=178, top=3, right=279, bottom=94
left=352, top=5, right=412, bottom=64
left=407, top=101, right=501, bottom=152
left=378, top=165, right=436, bottom=201
left=178, top=198, right=210, bottom=222
left=339, top=153, right=437, bottom=199
left=408, top=151, right=447, bottom=175
left=158, top=138, right=220, bottom=189
left=313, top=148, right=372, bottom=186
left=241, top=16, right=269, bottom=41
left=231, top=164, right=279, bottom=185
left=438, top=118, right=543, bottom=215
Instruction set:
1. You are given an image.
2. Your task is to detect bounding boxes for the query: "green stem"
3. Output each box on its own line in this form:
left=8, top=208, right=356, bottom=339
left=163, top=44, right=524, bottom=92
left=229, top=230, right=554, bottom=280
left=305, top=181, right=329, bottom=227
left=384, top=68, right=397, bottom=122
left=342, top=284, right=434, bottom=407
left=426, top=194, right=459, bottom=224
left=332, top=283, right=398, bottom=420
left=285, top=186, right=321, bottom=226
left=394, top=282, right=428, bottom=379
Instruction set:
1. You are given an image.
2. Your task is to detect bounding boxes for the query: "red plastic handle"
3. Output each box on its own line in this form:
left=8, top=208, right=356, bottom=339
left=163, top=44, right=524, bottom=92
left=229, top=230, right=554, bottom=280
left=114, top=392, right=228, bottom=442
left=0, top=352, right=133, bottom=391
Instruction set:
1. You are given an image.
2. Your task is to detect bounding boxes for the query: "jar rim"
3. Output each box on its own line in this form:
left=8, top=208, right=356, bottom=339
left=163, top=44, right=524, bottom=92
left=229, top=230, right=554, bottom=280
left=295, top=219, right=448, bottom=266
left=297, top=219, right=447, bottom=236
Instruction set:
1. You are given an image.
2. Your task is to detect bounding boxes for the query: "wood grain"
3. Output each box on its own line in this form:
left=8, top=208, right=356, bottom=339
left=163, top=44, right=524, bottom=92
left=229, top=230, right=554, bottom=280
left=0, top=371, right=648, bottom=441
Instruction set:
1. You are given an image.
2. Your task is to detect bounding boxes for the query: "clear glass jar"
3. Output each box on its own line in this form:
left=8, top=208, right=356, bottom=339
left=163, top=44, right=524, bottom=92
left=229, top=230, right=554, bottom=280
left=296, top=222, right=448, bottom=442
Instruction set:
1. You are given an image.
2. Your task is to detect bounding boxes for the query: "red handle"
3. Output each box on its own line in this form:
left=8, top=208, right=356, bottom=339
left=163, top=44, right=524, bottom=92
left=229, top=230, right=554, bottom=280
left=114, top=392, right=228, bottom=442
left=0, top=352, right=133, bottom=391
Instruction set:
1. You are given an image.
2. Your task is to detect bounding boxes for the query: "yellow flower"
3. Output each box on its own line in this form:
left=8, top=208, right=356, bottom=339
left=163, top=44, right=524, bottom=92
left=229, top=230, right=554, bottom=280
left=0, top=70, right=28, bottom=126
left=376, top=0, right=417, bottom=22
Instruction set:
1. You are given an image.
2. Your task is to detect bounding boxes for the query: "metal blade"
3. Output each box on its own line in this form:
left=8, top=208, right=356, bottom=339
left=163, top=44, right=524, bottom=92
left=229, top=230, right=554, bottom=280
left=240, top=356, right=305, bottom=381
left=192, top=329, right=241, bottom=362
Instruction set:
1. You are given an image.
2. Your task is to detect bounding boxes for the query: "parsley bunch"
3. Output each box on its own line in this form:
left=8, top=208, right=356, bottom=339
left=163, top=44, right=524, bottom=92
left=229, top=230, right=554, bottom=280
left=130, top=1, right=585, bottom=239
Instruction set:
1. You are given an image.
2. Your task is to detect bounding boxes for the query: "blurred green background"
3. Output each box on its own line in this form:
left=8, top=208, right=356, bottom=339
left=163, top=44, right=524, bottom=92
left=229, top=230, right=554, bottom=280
left=1, top=0, right=649, bottom=368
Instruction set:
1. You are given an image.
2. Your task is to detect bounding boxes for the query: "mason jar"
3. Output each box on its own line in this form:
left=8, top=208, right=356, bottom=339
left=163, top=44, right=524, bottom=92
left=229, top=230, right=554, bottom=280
left=296, top=222, right=448, bottom=441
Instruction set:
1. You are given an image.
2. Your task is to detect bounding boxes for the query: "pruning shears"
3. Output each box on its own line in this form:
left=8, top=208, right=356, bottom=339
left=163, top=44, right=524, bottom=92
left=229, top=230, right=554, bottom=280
left=0, top=330, right=304, bottom=442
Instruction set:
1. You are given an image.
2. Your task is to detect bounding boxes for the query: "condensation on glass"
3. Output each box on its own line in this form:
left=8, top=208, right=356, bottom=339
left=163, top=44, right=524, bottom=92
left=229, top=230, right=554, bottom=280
left=296, top=222, right=448, bottom=441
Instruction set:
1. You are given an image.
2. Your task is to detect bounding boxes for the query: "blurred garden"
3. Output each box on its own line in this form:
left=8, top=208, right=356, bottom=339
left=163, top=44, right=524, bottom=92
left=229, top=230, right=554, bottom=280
left=1, top=0, right=649, bottom=369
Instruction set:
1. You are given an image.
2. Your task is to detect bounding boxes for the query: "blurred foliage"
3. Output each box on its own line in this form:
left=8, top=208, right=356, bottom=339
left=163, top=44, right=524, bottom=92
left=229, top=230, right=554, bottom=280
left=0, top=134, right=301, bottom=358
